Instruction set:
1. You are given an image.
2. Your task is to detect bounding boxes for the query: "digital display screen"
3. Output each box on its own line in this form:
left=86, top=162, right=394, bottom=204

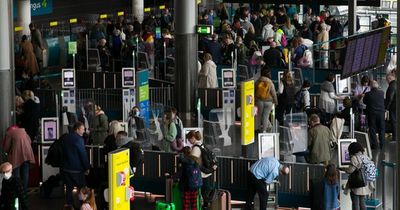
left=63, top=69, right=75, bottom=88
left=122, top=68, right=135, bottom=87
left=43, top=119, right=57, bottom=141
left=222, top=70, right=234, bottom=88
left=341, top=27, right=390, bottom=79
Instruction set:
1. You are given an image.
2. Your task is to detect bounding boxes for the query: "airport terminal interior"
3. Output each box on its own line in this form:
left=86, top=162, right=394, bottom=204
left=0, top=0, right=399, bottom=209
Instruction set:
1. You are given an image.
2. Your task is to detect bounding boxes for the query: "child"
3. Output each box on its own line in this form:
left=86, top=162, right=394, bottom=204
left=0, top=162, right=28, bottom=210
left=179, top=147, right=202, bottom=210
left=323, top=164, right=340, bottom=210
left=79, top=186, right=97, bottom=210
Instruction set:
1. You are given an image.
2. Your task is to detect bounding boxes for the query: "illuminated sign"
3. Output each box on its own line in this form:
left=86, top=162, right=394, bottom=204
left=69, top=18, right=77, bottom=24
left=144, top=8, right=151, bottom=12
left=49, top=21, right=58, bottom=27
left=196, top=25, right=213, bottom=35
left=118, top=11, right=124, bottom=16
left=14, top=26, right=23, bottom=32
left=100, top=14, right=108, bottom=19
left=159, top=5, right=165, bottom=9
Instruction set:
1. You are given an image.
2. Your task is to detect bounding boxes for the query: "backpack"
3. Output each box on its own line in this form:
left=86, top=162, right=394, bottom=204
left=194, top=144, right=218, bottom=174
left=297, top=47, right=313, bottom=67
left=294, top=89, right=305, bottom=110
left=255, top=80, right=271, bottom=100
left=281, top=34, right=288, bottom=47
left=45, top=134, right=66, bottom=167
left=185, top=163, right=203, bottom=190
left=359, top=154, right=376, bottom=182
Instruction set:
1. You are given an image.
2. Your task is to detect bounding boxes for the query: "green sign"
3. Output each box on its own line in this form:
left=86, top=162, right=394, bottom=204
left=196, top=25, right=213, bottom=35
left=68, top=41, right=77, bottom=55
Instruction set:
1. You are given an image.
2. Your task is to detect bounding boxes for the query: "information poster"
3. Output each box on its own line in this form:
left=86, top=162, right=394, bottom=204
left=241, top=80, right=255, bottom=145
left=137, top=70, right=149, bottom=127
left=108, top=148, right=130, bottom=210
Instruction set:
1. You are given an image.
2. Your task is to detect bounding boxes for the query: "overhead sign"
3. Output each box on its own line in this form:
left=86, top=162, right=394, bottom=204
left=49, top=21, right=58, bottom=27
left=196, top=25, right=213, bottom=35
left=144, top=8, right=151, bottom=12
left=241, top=80, right=255, bottom=145
left=69, top=18, right=77, bottom=24
left=68, top=41, right=77, bottom=55
left=14, top=26, right=23, bottom=32
left=222, top=0, right=379, bottom=6
left=13, top=0, right=53, bottom=17
left=108, top=148, right=130, bottom=210
left=159, top=5, right=166, bottom=10
left=100, top=14, right=108, bottom=19
left=118, top=11, right=124, bottom=16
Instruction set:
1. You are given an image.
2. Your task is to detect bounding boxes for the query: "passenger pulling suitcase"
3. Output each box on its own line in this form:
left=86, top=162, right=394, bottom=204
left=156, top=201, right=176, bottom=210
left=210, top=189, right=231, bottom=210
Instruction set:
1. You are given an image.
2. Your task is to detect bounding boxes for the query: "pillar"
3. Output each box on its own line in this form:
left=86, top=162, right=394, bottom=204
left=17, top=0, right=31, bottom=35
left=396, top=1, right=400, bottom=209
left=348, top=0, right=357, bottom=35
left=132, top=0, right=144, bottom=23
left=0, top=0, right=15, bottom=139
left=174, top=0, right=198, bottom=126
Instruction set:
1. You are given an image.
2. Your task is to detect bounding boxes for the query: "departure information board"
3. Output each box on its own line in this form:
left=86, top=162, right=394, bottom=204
left=341, top=27, right=390, bottom=79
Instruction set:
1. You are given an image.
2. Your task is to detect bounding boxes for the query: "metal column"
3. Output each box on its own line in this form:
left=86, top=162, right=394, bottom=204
left=132, top=0, right=144, bottom=23
left=17, top=0, right=31, bottom=35
left=174, top=0, right=198, bottom=126
left=0, top=0, right=15, bottom=138
left=348, top=0, right=357, bottom=35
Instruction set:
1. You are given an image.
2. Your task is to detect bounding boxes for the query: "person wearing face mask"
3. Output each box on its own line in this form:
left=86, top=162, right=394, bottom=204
left=127, top=106, right=141, bottom=139
left=0, top=162, right=28, bottom=210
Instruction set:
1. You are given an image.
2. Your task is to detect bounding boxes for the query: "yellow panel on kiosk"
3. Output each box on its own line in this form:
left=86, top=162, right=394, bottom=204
left=241, top=80, right=255, bottom=145
left=108, top=148, right=130, bottom=210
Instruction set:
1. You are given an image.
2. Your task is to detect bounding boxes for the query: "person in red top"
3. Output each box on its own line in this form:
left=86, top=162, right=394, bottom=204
left=3, top=125, right=35, bottom=193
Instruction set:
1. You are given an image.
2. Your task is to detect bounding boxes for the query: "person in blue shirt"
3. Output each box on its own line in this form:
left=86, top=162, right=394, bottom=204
left=245, top=157, right=289, bottom=210
left=323, top=164, right=340, bottom=210
left=62, top=122, right=90, bottom=206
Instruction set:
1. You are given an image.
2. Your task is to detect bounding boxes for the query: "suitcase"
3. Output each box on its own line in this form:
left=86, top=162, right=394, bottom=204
left=210, top=189, right=231, bottom=210
left=166, top=177, right=202, bottom=210
left=156, top=201, right=176, bottom=210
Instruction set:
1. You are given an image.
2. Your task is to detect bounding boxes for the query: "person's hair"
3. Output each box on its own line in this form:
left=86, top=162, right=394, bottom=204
left=22, top=90, right=34, bottom=101
left=302, top=80, right=311, bottom=88
left=248, top=25, right=255, bottom=34
left=204, top=53, right=213, bottom=61
left=280, top=165, right=290, bottom=175
left=324, top=164, right=338, bottom=185
left=370, top=80, right=379, bottom=89
left=29, top=23, right=35, bottom=29
left=109, top=121, right=124, bottom=137
left=186, top=130, right=201, bottom=141
left=361, top=75, right=370, bottom=84
left=170, top=107, right=178, bottom=114
left=348, top=142, right=364, bottom=156
left=73, top=122, right=84, bottom=131
left=116, top=130, right=128, bottom=137
left=284, top=15, right=291, bottom=28
left=261, top=67, right=271, bottom=78
left=282, top=70, right=294, bottom=86
left=326, top=73, right=335, bottom=82
left=80, top=187, right=97, bottom=210
left=309, top=114, right=320, bottom=124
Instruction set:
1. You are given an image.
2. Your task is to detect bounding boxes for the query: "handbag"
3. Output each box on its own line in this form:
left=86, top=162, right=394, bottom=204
left=348, top=168, right=366, bottom=188
left=170, top=138, right=184, bottom=152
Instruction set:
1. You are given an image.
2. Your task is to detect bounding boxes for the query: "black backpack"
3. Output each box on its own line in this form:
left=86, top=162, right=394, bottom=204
left=194, top=144, right=218, bottom=174
left=45, top=134, right=66, bottom=167
left=294, top=89, right=305, bottom=110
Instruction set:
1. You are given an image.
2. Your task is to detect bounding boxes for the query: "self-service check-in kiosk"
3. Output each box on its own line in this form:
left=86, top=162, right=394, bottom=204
left=61, top=69, right=76, bottom=113
left=122, top=68, right=136, bottom=122
left=220, top=69, right=236, bottom=146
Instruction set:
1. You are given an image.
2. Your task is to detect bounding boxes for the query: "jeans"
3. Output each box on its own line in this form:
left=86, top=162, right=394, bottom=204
left=201, top=176, right=214, bottom=209
left=256, top=100, right=274, bottom=132
left=350, top=192, right=366, bottom=210
left=367, top=112, right=385, bottom=149
left=389, top=110, right=397, bottom=141
left=62, top=170, right=86, bottom=205
left=245, top=171, right=269, bottom=210
left=13, top=161, right=30, bottom=193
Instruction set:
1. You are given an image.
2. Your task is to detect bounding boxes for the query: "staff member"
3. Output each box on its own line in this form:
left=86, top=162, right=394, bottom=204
left=245, top=157, right=290, bottom=210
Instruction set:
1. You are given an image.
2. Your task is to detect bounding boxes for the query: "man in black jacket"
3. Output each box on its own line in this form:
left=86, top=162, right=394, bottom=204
left=385, top=73, right=396, bottom=141
left=263, top=41, right=283, bottom=68
left=363, top=80, right=386, bottom=149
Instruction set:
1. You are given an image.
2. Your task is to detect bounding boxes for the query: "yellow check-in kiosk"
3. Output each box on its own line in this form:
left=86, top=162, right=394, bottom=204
left=108, top=148, right=131, bottom=210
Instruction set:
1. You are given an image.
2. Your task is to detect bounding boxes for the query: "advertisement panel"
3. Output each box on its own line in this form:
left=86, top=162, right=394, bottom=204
left=240, top=80, right=255, bottom=145
left=108, top=148, right=130, bottom=210
left=137, top=70, right=149, bottom=127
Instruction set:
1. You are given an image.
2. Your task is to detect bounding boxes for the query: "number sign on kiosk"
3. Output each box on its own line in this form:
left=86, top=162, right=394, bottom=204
left=108, top=148, right=131, bottom=210
left=62, top=69, right=75, bottom=89
left=122, top=68, right=135, bottom=88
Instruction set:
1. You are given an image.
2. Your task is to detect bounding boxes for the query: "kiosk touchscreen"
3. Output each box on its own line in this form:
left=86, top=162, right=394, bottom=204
left=335, top=74, right=351, bottom=95
left=62, top=69, right=75, bottom=89
left=222, top=69, right=235, bottom=88
left=122, top=68, right=135, bottom=88
left=338, top=139, right=357, bottom=168
left=41, top=118, right=59, bottom=143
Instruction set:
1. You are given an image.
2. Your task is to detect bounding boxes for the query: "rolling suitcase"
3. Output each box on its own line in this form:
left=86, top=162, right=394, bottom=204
left=156, top=201, right=176, bottom=210
left=210, top=189, right=231, bottom=210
